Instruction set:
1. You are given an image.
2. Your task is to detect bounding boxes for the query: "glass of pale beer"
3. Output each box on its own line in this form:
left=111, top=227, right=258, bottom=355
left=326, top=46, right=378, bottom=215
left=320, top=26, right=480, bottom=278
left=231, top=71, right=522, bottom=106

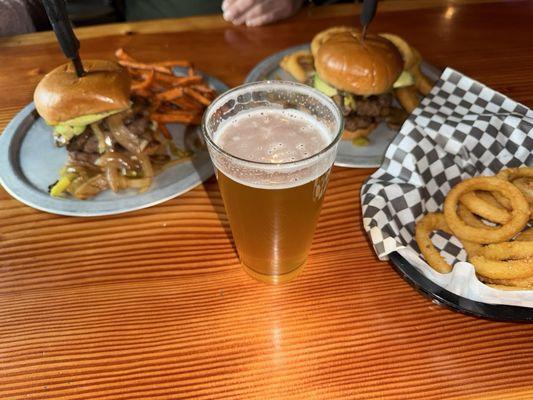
left=202, top=81, right=343, bottom=284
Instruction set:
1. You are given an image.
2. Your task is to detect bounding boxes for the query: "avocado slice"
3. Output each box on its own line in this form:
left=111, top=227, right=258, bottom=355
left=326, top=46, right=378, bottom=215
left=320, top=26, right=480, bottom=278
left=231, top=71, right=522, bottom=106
left=53, top=124, right=86, bottom=140
left=344, top=93, right=356, bottom=110
left=393, top=70, right=414, bottom=88
left=55, top=108, right=126, bottom=127
left=313, top=75, right=338, bottom=97
left=50, top=108, right=128, bottom=140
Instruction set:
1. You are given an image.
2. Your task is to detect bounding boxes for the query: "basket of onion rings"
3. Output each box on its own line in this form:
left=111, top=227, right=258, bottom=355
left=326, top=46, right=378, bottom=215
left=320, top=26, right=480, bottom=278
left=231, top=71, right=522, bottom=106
left=361, top=67, right=533, bottom=319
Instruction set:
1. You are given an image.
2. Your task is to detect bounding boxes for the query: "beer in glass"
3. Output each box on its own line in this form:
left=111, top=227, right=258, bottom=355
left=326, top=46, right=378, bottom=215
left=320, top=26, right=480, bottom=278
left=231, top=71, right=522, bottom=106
left=202, top=81, right=343, bottom=283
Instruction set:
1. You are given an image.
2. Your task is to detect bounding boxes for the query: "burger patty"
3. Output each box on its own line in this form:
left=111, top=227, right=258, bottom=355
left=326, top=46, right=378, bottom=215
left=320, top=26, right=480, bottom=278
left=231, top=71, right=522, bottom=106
left=344, top=115, right=375, bottom=131
left=122, top=113, right=151, bottom=142
left=333, top=93, right=392, bottom=117
left=332, top=93, right=395, bottom=131
left=67, top=129, right=99, bottom=153
left=66, top=112, right=154, bottom=166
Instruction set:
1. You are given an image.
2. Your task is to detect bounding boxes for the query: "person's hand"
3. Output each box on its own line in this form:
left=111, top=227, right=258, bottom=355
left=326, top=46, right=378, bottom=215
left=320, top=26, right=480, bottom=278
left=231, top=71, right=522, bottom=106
left=222, top=0, right=304, bottom=27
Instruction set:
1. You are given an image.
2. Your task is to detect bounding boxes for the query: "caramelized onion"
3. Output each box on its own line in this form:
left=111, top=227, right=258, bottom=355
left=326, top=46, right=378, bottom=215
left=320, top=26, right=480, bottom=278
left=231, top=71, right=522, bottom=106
left=105, top=161, right=121, bottom=192
left=137, top=154, right=153, bottom=178
left=73, top=174, right=109, bottom=200
left=96, top=151, right=136, bottom=170
left=91, top=123, right=107, bottom=154
left=106, top=113, right=143, bottom=153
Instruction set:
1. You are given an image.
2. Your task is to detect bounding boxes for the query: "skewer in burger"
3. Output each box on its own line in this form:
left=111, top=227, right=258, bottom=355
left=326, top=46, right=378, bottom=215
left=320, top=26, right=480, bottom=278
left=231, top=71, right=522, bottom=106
left=34, top=60, right=169, bottom=199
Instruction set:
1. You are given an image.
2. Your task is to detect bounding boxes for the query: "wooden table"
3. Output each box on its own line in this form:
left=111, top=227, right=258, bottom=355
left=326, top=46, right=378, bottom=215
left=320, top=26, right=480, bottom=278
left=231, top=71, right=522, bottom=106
left=1, top=1, right=533, bottom=398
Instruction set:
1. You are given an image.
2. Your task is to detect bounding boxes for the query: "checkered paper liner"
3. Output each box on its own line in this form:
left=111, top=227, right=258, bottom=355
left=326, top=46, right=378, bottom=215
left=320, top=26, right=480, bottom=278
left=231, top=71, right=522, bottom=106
left=361, top=67, right=533, bottom=308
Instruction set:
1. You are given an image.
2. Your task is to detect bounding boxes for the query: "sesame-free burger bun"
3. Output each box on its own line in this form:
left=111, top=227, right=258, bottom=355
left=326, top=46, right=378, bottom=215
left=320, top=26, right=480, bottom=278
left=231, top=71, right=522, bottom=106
left=314, top=31, right=403, bottom=96
left=310, top=26, right=357, bottom=58
left=33, top=59, right=131, bottom=124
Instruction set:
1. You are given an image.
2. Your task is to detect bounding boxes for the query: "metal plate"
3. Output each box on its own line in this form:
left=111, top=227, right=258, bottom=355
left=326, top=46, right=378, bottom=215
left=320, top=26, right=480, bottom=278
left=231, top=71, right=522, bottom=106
left=389, top=252, right=533, bottom=322
left=0, top=75, right=228, bottom=217
left=244, top=44, right=441, bottom=168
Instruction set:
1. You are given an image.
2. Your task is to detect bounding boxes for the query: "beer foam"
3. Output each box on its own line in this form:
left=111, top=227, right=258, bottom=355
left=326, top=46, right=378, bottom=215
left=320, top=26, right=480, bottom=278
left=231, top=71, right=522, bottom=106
left=212, top=109, right=335, bottom=189
left=215, top=109, right=330, bottom=163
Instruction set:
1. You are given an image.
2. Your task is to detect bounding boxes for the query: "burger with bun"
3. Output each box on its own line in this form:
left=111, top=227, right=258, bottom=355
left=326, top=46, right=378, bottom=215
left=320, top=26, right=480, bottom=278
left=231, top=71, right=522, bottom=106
left=34, top=59, right=165, bottom=198
left=311, top=27, right=413, bottom=139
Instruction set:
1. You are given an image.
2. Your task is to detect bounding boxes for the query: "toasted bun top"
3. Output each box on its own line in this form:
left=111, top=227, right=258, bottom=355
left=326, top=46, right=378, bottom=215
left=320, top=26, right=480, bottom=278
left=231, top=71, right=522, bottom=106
left=314, top=31, right=403, bottom=96
left=310, top=26, right=357, bottom=58
left=34, top=59, right=131, bottom=124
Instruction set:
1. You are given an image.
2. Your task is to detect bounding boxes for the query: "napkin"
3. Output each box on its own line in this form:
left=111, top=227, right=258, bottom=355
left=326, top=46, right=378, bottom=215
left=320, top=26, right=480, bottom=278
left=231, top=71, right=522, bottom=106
left=361, top=67, right=533, bottom=308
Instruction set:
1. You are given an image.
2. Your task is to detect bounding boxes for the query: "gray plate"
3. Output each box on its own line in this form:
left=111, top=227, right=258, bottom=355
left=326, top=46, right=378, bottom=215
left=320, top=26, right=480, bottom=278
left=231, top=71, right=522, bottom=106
left=245, top=44, right=441, bottom=168
left=0, top=74, right=228, bottom=217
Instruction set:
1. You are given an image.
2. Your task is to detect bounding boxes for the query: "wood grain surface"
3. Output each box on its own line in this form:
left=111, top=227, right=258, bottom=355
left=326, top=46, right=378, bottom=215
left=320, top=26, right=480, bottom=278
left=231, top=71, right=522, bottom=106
left=1, top=1, right=533, bottom=399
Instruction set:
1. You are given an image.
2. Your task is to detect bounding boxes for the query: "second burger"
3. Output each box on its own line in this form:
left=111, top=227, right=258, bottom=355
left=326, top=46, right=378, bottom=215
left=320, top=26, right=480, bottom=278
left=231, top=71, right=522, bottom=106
left=311, top=28, right=409, bottom=140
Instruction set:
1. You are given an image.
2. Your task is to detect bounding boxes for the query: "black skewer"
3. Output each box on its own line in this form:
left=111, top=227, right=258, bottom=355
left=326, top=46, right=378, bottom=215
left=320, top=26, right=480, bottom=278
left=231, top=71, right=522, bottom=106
left=360, top=0, right=378, bottom=40
left=42, top=0, right=85, bottom=77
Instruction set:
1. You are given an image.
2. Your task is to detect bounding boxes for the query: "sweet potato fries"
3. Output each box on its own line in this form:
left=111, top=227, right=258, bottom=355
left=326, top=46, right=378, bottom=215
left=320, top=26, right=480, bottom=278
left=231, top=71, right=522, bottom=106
left=115, top=48, right=217, bottom=135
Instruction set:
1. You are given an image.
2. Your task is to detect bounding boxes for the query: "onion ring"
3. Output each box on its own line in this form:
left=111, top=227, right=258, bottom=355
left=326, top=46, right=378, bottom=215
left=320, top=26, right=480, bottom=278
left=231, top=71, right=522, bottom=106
left=497, top=167, right=533, bottom=181
left=444, top=176, right=530, bottom=244
left=485, top=284, right=532, bottom=291
left=471, top=256, right=533, bottom=280
left=477, top=241, right=533, bottom=260
left=476, top=191, right=506, bottom=208
left=493, top=167, right=533, bottom=211
left=394, top=85, right=420, bottom=113
left=491, top=193, right=512, bottom=211
left=479, top=275, right=533, bottom=290
left=516, top=228, right=533, bottom=242
left=514, top=177, right=533, bottom=196
left=279, top=50, right=314, bottom=83
left=459, top=191, right=510, bottom=224
left=514, top=177, right=533, bottom=211
left=411, top=64, right=433, bottom=96
left=462, top=240, right=483, bottom=259
left=453, top=205, right=485, bottom=256
left=379, top=33, right=415, bottom=70
left=415, top=213, right=453, bottom=273
left=457, top=203, right=496, bottom=230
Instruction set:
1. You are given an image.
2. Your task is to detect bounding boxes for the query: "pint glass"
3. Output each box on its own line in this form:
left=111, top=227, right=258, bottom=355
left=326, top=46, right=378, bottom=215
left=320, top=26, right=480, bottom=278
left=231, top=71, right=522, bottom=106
left=202, top=81, right=343, bottom=283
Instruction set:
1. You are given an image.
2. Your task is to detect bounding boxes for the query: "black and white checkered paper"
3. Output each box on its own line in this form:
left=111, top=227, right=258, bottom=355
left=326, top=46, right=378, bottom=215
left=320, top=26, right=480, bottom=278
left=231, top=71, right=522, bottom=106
left=361, top=68, right=533, bottom=307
